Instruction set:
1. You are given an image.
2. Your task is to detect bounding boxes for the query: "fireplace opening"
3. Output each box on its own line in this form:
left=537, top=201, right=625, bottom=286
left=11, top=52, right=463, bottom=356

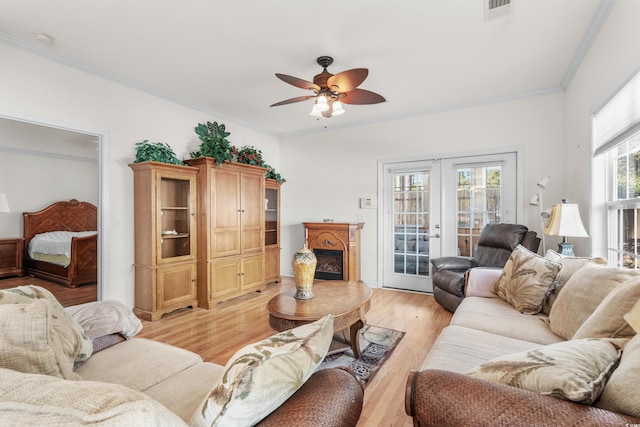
left=313, top=249, right=344, bottom=280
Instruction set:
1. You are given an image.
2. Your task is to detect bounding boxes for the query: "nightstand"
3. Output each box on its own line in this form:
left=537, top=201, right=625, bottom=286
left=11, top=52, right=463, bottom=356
left=0, top=238, right=24, bottom=278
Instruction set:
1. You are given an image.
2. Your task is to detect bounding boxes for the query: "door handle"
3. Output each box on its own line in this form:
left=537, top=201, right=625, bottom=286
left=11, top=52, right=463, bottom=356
left=431, top=234, right=440, bottom=238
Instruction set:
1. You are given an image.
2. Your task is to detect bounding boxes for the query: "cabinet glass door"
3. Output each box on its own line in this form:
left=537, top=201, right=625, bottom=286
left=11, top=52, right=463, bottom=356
left=265, top=185, right=278, bottom=246
left=159, top=177, right=192, bottom=260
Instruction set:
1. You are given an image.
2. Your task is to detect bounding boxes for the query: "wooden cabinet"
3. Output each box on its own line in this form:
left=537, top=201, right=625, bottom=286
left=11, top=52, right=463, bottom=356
left=0, top=238, right=24, bottom=278
left=185, top=158, right=267, bottom=308
left=265, top=179, right=281, bottom=284
left=129, top=161, right=198, bottom=321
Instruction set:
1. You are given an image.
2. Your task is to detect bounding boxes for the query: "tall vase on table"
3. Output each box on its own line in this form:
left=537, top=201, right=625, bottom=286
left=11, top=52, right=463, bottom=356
left=292, top=244, right=317, bottom=299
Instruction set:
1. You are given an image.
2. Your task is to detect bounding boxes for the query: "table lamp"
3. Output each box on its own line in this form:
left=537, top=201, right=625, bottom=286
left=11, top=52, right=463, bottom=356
left=543, top=199, right=588, bottom=256
left=0, top=193, right=10, bottom=214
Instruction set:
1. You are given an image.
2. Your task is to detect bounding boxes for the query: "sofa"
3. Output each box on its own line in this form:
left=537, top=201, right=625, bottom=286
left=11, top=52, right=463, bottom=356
left=0, top=286, right=364, bottom=426
left=431, top=223, right=540, bottom=313
left=406, top=246, right=640, bottom=426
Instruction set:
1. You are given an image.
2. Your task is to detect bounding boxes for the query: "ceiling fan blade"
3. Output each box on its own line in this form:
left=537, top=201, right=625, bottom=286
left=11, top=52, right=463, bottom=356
left=275, top=73, right=320, bottom=92
left=340, top=89, right=386, bottom=105
left=270, top=95, right=316, bottom=107
left=327, top=68, right=368, bottom=92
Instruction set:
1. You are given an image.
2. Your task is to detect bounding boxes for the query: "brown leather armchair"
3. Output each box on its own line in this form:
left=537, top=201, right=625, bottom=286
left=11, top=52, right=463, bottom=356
left=430, top=223, right=540, bottom=312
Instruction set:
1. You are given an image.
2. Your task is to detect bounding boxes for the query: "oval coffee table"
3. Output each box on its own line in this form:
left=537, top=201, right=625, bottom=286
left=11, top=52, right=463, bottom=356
left=267, top=280, right=373, bottom=358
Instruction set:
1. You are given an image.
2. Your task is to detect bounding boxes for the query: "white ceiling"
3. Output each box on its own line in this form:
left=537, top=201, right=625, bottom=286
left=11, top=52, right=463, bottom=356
left=0, top=0, right=611, bottom=137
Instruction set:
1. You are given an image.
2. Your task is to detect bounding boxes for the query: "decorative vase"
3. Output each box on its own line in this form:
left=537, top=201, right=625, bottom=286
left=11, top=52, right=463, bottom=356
left=292, top=244, right=317, bottom=299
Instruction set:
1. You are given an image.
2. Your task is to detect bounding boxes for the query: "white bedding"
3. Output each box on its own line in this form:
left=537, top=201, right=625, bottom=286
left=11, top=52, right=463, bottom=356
left=28, top=230, right=97, bottom=259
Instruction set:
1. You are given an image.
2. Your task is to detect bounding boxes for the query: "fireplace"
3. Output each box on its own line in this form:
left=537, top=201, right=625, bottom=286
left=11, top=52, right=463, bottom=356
left=313, top=249, right=344, bottom=280
left=304, top=222, right=364, bottom=282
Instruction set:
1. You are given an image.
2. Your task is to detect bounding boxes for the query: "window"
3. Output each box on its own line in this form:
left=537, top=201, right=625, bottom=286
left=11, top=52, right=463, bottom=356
left=593, top=68, right=640, bottom=269
left=605, top=134, right=640, bottom=268
left=456, top=166, right=502, bottom=256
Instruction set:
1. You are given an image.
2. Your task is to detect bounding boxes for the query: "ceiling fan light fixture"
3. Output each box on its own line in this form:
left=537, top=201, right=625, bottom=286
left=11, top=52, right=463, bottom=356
left=316, top=95, right=329, bottom=112
left=310, top=105, right=322, bottom=117
left=331, top=100, right=345, bottom=116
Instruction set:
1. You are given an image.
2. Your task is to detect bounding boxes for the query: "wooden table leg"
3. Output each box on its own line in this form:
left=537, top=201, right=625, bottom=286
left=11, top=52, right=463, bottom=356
left=350, top=319, right=365, bottom=358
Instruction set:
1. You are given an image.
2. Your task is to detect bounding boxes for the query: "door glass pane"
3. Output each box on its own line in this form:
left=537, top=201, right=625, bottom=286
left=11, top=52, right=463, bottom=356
left=393, top=171, right=430, bottom=277
left=456, top=165, right=502, bottom=256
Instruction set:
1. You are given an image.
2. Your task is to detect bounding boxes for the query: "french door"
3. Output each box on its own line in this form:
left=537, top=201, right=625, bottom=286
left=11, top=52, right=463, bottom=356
left=382, top=161, right=441, bottom=292
left=381, top=152, right=518, bottom=293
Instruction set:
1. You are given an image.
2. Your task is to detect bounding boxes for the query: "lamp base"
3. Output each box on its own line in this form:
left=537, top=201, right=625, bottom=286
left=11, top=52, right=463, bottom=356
left=557, top=242, right=574, bottom=257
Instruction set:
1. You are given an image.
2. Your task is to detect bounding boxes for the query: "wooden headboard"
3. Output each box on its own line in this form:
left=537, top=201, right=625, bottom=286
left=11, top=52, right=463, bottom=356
left=23, top=199, right=98, bottom=244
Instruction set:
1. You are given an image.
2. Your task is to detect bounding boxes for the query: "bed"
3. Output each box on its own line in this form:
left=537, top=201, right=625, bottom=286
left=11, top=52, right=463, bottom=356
left=23, top=199, right=98, bottom=288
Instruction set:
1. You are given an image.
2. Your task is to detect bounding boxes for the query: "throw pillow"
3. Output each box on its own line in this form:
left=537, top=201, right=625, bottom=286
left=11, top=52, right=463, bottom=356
left=573, top=275, right=640, bottom=339
left=466, top=338, right=624, bottom=404
left=491, top=245, right=563, bottom=314
left=0, top=300, right=79, bottom=380
left=0, top=367, right=186, bottom=426
left=65, top=300, right=143, bottom=339
left=191, top=314, right=334, bottom=427
left=596, top=333, right=640, bottom=417
left=548, top=263, right=640, bottom=340
left=0, top=285, right=93, bottom=369
left=464, top=267, right=502, bottom=298
left=541, top=250, right=608, bottom=315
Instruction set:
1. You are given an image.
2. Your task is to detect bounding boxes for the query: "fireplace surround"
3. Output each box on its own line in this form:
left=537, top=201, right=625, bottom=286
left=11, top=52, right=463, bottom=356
left=303, top=222, right=364, bottom=282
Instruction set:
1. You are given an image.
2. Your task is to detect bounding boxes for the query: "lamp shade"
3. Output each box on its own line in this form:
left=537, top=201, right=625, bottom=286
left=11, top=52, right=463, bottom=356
left=544, top=202, right=588, bottom=238
left=0, top=193, right=9, bottom=213
left=623, top=298, right=640, bottom=334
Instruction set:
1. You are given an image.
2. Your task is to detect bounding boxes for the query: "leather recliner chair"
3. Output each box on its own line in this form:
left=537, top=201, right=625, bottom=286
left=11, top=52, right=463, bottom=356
left=430, top=223, right=541, bottom=313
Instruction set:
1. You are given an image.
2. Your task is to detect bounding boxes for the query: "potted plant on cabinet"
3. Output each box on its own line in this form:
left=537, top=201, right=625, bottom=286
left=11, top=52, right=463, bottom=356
left=133, top=140, right=184, bottom=165
left=189, top=121, right=236, bottom=165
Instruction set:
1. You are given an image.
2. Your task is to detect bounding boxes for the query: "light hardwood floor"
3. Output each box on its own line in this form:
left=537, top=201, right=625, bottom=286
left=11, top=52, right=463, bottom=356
left=0, top=275, right=452, bottom=426
left=137, top=278, right=452, bottom=427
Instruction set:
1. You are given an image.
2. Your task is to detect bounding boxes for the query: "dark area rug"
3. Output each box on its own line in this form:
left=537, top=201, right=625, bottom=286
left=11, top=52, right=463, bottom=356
left=318, top=324, right=405, bottom=387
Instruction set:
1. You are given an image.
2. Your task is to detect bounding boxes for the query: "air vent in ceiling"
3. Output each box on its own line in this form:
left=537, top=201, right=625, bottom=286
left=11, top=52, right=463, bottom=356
left=484, top=0, right=512, bottom=22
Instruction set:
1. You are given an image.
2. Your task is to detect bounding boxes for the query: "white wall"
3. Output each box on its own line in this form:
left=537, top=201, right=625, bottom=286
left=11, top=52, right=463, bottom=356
left=280, top=92, right=567, bottom=286
left=0, top=149, right=98, bottom=237
left=565, top=1, right=640, bottom=257
left=0, top=43, right=279, bottom=306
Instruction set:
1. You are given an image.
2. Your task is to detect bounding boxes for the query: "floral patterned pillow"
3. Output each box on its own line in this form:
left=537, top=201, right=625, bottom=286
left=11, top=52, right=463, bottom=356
left=466, top=338, right=624, bottom=404
left=492, top=245, right=563, bottom=314
left=191, top=314, right=334, bottom=427
left=0, top=286, right=93, bottom=371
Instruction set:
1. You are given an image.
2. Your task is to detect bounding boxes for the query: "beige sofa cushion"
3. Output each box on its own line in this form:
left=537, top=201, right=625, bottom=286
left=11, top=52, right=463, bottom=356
left=191, top=314, right=333, bottom=427
left=0, top=367, right=186, bottom=426
left=451, top=297, right=564, bottom=345
left=0, top=300, right=79, bottom=380
left=492, top=245, right=562, bottom=315
left=0, top=285, right=93, bottom=370
left=421, top=325, right=541, bottom=373
left=467, top=338, right=624, bottom=405
left=75, top=338, right=202, bottom=392
left=573, top=276, right=640, bottom=339
left=145, top=362, right=224, bottom=423
left=596, top=333, right=640, bottom=417
left=548, top=263, right=640, bottom=340
left=542, top=250, right=608, bottom=315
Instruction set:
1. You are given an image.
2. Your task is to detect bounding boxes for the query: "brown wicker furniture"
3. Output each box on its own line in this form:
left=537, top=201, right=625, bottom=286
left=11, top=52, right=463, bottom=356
left=23, top=199, right=97, bottom=288
left=267, top=280, right=372, bottom=358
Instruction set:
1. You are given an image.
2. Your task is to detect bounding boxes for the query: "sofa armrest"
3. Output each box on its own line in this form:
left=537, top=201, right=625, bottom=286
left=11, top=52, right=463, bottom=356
left=405, top=370, right=640, bottom=427
left=430, top=256, right=472, bottom=273
left=257, top=367, right=364, bottom=427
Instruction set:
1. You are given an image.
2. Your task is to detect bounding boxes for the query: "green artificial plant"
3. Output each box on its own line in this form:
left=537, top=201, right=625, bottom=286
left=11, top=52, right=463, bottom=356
left=134, top=140, right=184, bottom=165
left=235, top=145, right=286, bottom=183
left=190, top=121, right=236, bottom=164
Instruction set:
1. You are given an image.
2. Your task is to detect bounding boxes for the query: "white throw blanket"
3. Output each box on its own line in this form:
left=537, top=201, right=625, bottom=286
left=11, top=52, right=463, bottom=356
left=28, top=231, right=97, bottom=259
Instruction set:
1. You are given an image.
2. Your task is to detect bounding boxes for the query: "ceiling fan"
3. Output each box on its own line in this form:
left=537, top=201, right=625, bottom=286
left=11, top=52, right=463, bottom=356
left=270, top=56, right=386, bottom=118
